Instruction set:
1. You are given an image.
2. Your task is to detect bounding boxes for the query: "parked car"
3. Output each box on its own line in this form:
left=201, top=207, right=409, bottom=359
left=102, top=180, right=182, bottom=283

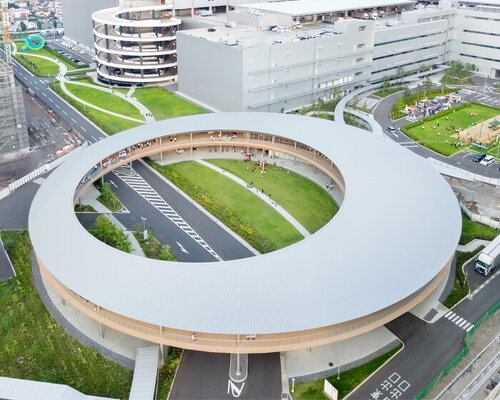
left=387, top=126, right=396, bottom=133
left=472, top=153, right=486, bottom=162
left=272, top=26, right=287, bottom=33
left=480, top=155, right=495, bottom=166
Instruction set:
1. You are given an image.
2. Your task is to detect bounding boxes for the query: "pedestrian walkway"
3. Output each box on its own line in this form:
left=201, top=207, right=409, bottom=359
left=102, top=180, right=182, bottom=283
left=457, top=239, right=491, bottom=252
left=444, top=310, right=475, bottom=332
left=196, top=159, right=311, bottom=237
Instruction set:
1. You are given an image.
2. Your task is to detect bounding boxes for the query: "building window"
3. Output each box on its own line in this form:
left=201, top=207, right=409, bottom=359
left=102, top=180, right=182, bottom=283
left=356, top=58, right=364, bottom=63
left=355, top=71, right=363, bottom=76
left=359, top=25, right=366, bottom=31
left=357, top=43, right=365, bottom=49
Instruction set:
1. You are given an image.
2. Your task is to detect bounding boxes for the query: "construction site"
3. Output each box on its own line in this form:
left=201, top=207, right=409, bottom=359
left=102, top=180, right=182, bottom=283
left=0, top=60, right=29, bottom=158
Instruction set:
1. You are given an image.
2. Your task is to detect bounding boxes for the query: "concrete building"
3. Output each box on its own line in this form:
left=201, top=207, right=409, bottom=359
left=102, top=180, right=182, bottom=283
left=0, top=61, right=29, bottom=159
left=177, top=0, right=500, bottom=112
left=61, top=0, right=118, bottom=49
left=92, top=0, right=182, bottom=85
left=8, top=8, right=29, bottom=22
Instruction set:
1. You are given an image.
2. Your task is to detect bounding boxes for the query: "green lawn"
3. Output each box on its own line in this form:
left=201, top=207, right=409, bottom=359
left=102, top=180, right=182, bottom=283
left=132, top=87, right=207, bottom=120
left=70, top=77, right=130, bottom=94
left=460, top=213, right=498, bottom=245
left=207, top=159, right=338, bottom=233
left=64, top=83, right=145, bottom=121
left=52, top=82, right=141, bottom=134
left=291, top=343, right=403, bottom=400
left=148, top=160, right=303, bottom=252
left=15, top=42, right=74, bottom=72
left=400, top=103, right=500, bottom=156
left=15, top=53, right=59, bottom=77
left=443, top=247, right=483, bottom=308
left=0, top=231, right=132, bottom=398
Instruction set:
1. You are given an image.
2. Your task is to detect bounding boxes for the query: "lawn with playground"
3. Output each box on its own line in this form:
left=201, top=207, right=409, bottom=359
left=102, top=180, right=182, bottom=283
left=400, top=103, right=500, bottom=156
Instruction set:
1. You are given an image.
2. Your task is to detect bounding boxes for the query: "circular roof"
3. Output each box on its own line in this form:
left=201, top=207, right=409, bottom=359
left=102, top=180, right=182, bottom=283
left=28, top=112, right=461, bottom=335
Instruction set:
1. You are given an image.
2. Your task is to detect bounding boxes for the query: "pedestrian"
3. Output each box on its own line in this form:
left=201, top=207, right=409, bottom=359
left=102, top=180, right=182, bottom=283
left=192, top=333, right=196, bottom=341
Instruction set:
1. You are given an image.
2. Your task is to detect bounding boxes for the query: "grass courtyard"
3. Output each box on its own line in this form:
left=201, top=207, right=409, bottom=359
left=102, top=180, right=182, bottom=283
left=460, top=212, right=498, bottom=245
left=132, top=87, right=207, bottom=121
left=148, top=160, right=304, bottom=253
left=400, top=103, right=500, bottom=156
left=52, top=82, right=141, bottom=134
left=13, top=42, right=86, bottom=77
left=0, top=231, right=132, bottom=398
left=63, top=83, right=145, bottom=121
left=207, top=159, right=338, bottom=233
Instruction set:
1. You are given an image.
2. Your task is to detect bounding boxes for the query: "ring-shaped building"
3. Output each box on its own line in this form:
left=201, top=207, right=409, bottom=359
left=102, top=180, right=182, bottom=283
left=29, top=112, right=461, bottom=353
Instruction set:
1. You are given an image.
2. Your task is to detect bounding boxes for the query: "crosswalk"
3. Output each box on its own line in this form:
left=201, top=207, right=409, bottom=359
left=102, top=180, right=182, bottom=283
left=113, top=169, right=223, bottom=262
left=444, top=311, right=474, bottom=332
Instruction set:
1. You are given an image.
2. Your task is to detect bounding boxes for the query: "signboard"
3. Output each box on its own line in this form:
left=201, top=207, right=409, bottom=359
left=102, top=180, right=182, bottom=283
left=324, top=380, right=338, bottom=400
left=470, top=142, right=490, bottom=150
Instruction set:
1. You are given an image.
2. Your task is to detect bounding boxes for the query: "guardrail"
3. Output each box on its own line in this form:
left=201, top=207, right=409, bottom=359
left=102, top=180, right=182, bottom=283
left=428, top=158, right=500, bottom=187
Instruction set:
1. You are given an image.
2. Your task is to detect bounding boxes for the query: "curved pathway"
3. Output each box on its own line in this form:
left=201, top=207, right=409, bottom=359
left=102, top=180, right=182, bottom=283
left=14, top=44, right=155, bottom=124
left=196, top=160, right=310, bottom=237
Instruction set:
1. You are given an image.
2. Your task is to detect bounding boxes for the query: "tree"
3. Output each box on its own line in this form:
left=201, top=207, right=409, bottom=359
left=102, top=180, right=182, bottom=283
left=53, top=20, right=57, bottom=29
left=89, top=215, right=132, bottom=253
left=397, top=66, right=405, bottom=85
left=423, top=76, right=433, bottom=97
left=36, top=20, right=42, bottom=30
left=19, top=21, right=27, bottom=31
left=382, top=75, right=391, bottom=90
left=403, top=86, right=411, bottom=98
left=466, top=63, right=475, bottom=72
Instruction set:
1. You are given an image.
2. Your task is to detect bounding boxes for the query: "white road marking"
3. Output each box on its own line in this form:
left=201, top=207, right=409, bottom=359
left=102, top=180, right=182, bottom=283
left=49, top=98, right=54, bottom=103
left=71, top=118, right=77, bottom=123
left=114, top=169, right=223, bottom=261
left=55, top=105, right=60, bottom=109
left=176, top=241, right=189, bottom=254
left=445, top=312, right=474, bottom=331
left=42, top=92, right=47, bottom=97
left=39, top=79, right=44, bottom=84
left=109, top=180, right=117, bottom=188
left=63, top=111, right=68, bottom=115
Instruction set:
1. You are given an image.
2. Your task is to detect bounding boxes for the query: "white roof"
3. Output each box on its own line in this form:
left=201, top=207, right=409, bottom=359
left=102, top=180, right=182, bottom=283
left=29, top=113, right=461, bottom=335
left=0, top=377, right=117, bottom=400
left=237, top=0, right=414, bottom=16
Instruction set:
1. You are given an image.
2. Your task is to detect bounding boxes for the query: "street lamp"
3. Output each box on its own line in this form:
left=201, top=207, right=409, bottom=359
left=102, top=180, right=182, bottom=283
left=141, top=216, right=147, bottom=240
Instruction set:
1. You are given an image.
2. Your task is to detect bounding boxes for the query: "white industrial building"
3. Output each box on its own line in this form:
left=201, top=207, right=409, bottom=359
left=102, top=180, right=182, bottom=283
left=177, top=0, right=500, bottom=112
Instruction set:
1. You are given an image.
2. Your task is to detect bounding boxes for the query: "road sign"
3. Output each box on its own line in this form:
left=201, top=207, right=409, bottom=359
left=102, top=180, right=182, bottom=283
left=324, top=379, right=338, bottom=400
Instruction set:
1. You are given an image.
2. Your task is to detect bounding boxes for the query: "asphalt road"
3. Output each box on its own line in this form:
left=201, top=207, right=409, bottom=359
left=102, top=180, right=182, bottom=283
left=350, top=266, right=500, bottom=400
left=98, top=161, right=255, bottom=262
left=169, top=351, right=282, bottom=400
left=373, top=87, right=500, bottom=179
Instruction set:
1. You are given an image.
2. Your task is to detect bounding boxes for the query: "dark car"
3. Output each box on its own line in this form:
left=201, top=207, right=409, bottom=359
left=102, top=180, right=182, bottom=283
left=472, top=153, right=486, bottom=162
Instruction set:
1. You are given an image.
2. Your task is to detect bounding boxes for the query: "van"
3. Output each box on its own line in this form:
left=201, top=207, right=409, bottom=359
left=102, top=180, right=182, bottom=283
left=472, top=153, right=486, bottom=162
left=480, top=155, right=495, bottom=166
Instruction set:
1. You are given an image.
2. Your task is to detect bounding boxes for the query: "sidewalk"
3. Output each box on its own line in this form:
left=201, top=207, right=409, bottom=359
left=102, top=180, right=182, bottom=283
left=196, top=159, right=311, bottom=237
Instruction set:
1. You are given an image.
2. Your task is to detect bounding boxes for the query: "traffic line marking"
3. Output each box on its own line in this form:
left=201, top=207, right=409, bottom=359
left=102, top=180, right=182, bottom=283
left=81, top=126, right=86, bottom=132
left=42, top=92, right=47, bottom=97
left=114, top=169, right=223, bottom=261
left=63, top=111, right=68, bottom=115
left=445, top=312, right=474, bottom=331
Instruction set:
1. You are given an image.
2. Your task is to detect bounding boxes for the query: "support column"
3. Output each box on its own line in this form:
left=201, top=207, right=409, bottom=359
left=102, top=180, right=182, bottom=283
left=159, top=326, right=164, bottom=359
left=97, top=306, right=104, bottom=338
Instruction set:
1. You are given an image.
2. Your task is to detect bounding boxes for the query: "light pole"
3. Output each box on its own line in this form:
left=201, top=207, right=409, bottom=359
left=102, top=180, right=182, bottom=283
left=337, top=360, right=341, bottom=379
left=291, top=378, right=295, bottom=393
left=141, top=216, right=147, bottom=240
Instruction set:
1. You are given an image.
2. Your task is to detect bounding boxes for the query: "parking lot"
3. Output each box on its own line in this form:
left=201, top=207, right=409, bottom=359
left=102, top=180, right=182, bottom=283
left=460, top=87, right=500, bottom=109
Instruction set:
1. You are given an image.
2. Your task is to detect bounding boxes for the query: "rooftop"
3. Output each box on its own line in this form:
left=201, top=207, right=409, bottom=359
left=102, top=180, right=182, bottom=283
left=236, top=0, right=415, bottom=16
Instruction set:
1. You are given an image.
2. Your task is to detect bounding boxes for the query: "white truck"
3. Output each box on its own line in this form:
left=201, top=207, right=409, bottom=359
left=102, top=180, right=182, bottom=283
left=475, top=235, right=500, bottom=276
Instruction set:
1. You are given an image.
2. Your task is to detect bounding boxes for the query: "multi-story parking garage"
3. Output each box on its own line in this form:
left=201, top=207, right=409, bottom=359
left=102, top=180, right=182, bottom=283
left=29, top=113, right=461, bottom=354
left=92, top=0, right=181, bottom=85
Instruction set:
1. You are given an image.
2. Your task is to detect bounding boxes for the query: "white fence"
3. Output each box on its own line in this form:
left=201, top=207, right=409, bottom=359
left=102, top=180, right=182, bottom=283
left=428, top=158, right=500, bottom=187
left=460, top=203, right=500, bottom=230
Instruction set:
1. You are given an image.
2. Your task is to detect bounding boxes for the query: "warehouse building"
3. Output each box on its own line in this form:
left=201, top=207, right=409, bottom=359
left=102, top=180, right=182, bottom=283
left=177, top=0, right=500, bottom=112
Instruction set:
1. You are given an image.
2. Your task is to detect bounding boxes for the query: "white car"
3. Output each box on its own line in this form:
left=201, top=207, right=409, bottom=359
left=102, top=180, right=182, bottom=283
left=272, top=26, right=287, bottom=33
left=480, top=155, right=495, bottom=166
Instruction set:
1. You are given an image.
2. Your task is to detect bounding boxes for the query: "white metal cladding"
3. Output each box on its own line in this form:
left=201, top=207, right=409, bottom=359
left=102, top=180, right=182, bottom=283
left=28, top=112, right=461, bottom=335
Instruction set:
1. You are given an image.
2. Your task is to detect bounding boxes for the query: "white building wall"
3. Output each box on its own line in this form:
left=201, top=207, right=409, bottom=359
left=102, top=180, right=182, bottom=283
left=451, top=8, right=500, bottom=77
